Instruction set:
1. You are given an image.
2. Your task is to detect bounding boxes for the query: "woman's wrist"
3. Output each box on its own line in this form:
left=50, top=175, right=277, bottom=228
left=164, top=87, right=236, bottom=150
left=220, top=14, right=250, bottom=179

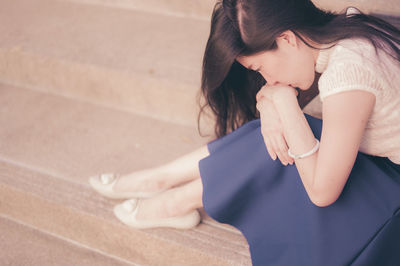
left=272, top=88, right=299, bottom=106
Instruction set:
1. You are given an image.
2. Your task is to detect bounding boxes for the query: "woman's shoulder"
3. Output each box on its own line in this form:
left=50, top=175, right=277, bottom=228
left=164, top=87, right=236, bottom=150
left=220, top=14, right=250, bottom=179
left=329, top=38, right=379, bottom=67
left=318, top=38, right=386, bottom=102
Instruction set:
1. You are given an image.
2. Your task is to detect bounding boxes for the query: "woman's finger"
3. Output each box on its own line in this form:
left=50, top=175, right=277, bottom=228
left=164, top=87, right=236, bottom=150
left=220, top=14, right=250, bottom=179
left=261, top=122, right=292, bottom=165
left=279, top=137, right=294, bottom=165
left=276, top=150, right=288, bottom=165
left=276, top=133, right=292, bottom=163
left=263, top=137, right=277, bottom=161
left=256, top=98, right=268, bottom=112
left=261, top=127, right=280, bottom=162
left=271, top=135, right=291, bottom=165
left=277, top=134, right=294, bottom=165
left=268, top=135, right=286, bottom=165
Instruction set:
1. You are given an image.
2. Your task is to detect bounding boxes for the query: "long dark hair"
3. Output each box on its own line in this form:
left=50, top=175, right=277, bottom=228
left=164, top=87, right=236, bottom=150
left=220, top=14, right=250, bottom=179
left=198, top=0, right=400, bottom=138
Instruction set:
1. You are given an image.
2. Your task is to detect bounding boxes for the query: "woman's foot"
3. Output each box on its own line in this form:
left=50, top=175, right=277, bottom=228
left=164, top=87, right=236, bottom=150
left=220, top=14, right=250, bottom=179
left=133, top=188, right=192, bottom=220
left=88, top=167, right=175, bottom=199
left=113, top=179, right=204, bottom=229
left=90, top=145, right=208, bottom=199
left=117, top=178, right=202, bottom=218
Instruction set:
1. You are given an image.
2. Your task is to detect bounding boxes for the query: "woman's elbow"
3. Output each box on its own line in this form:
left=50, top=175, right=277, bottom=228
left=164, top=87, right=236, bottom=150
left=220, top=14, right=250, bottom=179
left=310, top=191, right=340, bottom=208
left=311, top=198, right=336, bottom=208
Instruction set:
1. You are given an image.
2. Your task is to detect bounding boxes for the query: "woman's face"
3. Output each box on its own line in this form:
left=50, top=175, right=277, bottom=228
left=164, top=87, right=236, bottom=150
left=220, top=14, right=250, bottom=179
left=236, top=30, right=320, bottom=91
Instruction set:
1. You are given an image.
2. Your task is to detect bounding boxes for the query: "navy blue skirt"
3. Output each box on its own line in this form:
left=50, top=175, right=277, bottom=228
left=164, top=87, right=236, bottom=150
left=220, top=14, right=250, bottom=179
left=199, top=113, right=400, bottom=266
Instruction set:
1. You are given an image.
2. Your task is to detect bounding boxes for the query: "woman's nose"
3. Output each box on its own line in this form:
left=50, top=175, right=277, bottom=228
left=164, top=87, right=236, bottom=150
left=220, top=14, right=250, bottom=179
left=267, top=78, right=279, bottom=86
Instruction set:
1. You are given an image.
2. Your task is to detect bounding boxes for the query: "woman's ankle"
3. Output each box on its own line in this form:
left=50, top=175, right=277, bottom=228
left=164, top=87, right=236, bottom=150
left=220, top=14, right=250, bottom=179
left=163, top=188, right=198, bottom=217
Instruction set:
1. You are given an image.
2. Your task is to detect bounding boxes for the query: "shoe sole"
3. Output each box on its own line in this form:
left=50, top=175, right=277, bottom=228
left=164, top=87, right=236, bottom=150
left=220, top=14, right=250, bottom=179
left=113, top=199, right=201, bottom=229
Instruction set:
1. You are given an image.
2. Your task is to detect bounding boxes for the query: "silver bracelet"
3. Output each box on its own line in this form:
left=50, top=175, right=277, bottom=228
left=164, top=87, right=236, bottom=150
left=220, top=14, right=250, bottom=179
left=288, top=138, right=320, bottom=160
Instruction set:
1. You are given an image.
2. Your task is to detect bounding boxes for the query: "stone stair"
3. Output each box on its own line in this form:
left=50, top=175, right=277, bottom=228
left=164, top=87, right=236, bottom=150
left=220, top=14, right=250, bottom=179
left=0, top=215, right=135, bottom=266
left=0, top=83, right=251, bottom=265
left=0, top=0, right=398, bottom=265
left=0, top=0, right=216, bottom=128
left=65, top=0, right=216, bottom=20
left=0, top=0, right=250, bottom=264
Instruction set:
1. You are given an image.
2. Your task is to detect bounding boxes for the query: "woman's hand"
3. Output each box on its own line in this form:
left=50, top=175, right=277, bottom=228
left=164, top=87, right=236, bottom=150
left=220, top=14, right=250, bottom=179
left=256, top=87, right=295, bottom=166
left=256, top=84, right=298, bottom=103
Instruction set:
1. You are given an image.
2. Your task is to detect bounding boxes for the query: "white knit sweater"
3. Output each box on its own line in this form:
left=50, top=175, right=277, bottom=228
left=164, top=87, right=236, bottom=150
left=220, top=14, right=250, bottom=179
left=307, top=17, right=400, bottom=164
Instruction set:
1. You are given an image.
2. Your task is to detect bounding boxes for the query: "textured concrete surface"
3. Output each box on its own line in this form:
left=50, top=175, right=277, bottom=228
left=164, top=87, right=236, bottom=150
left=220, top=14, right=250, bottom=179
left=65, top=0, right=400, bottom=19
left=0, top=83, right=251, bottom=265
left=0, top=0, right=212, bottom=127
left=0, top=215, right=135, bottom=266
left=65, top=0, right=217, bottom=20
left=0, top=82, right=208, bottom=181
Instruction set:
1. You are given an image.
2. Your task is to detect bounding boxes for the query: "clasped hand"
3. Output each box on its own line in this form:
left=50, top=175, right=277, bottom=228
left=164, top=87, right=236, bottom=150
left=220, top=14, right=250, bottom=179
left=256, top=84, right=298, bottom=166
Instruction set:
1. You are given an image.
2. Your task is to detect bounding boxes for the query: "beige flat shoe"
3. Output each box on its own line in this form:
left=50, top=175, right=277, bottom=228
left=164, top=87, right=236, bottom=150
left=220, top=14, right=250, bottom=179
left=113, top=198, right=201, bottom=229
left=88, top=173, right=165, bottom=199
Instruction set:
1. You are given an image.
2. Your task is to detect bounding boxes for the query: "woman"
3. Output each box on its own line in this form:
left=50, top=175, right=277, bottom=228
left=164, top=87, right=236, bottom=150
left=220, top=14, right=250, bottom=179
left=89, top=0, right=400, bottom=265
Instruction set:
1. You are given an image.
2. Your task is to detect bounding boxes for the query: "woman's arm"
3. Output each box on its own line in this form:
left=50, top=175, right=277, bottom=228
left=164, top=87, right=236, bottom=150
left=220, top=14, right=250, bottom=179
left=270, top=87, right=375, bottom=207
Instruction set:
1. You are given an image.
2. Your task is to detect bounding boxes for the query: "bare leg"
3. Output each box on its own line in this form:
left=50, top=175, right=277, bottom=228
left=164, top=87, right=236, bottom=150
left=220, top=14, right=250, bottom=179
left=113, top=145, right=209, bottom=193
left=135, top=178, right=203, bottom=220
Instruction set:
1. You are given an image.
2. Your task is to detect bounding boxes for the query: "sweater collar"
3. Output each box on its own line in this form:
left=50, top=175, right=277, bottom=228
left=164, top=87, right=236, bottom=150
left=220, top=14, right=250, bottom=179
left=315, top=45, right=334, bottom=74
left=315, top=6, right=360, bottom=74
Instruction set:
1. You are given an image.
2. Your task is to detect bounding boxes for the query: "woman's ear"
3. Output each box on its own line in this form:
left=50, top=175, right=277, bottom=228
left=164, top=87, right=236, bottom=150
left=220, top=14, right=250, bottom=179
left=277, top=30, right=298, bottom=48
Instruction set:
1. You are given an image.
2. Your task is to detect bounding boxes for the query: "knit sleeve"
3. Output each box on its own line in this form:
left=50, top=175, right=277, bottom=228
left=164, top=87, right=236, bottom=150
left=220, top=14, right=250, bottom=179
left=318, top=61, right=383, bottom=102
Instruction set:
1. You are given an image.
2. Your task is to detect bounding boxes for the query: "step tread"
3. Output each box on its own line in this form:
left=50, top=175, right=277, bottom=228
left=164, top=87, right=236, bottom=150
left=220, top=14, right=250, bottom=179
left=0, top=83, right=250, bottom=265
left=64, top=0, right=216, bottom=20
left=0, top=0, right=208, bottom=86
left=63, top=0, right=400, bottom=19
left=0, top=215, right=136, bottom=266
left=0, top=0, right=212, bottom=126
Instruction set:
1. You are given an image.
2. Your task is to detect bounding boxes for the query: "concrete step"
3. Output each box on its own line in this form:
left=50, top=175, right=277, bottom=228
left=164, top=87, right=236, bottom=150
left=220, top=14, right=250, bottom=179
left=0, top=0, right=212, bottom=128
left=0, top=215, right=135, bottom=266
left=64, top=0, right=216, bottom=20
left=63, top=0, right=400, bottom=20
left=0, top=83, right=251, bottom=265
